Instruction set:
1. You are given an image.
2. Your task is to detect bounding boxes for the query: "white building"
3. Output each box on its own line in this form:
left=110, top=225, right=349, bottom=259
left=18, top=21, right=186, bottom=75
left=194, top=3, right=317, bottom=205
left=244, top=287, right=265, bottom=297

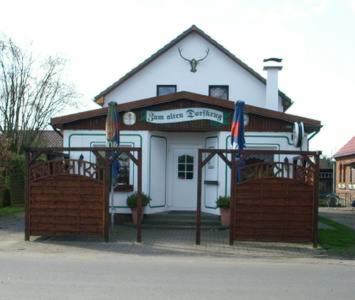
left=51, top=25, right=321, bottom=215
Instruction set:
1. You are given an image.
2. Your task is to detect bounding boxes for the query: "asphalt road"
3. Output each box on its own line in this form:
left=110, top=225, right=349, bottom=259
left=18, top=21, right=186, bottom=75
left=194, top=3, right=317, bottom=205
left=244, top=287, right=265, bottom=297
left=0, top=252, right=354, bottom=300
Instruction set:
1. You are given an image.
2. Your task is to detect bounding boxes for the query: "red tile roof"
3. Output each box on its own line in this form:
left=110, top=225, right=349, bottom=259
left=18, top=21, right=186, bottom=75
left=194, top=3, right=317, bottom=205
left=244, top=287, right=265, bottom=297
left=334, top=136, right=355, bottom=158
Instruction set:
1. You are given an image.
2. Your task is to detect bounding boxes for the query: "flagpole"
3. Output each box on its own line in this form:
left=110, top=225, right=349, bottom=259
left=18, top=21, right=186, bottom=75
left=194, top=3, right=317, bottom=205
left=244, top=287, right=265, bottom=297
left=109, top=142, right=115, bottom=230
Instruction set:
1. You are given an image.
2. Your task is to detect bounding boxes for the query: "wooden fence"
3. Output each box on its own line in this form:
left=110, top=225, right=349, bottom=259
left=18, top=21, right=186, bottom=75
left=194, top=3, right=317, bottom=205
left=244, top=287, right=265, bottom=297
left=197, top=149, right=321, bottom=246
left=25, top=147, right=142, bottom=242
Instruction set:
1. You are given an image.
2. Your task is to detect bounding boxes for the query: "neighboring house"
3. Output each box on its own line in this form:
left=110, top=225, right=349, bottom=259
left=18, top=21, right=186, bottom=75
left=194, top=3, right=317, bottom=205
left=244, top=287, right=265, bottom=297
left=36, top=130, right=63, bottom=147
left=319, top=157, right=334, bottom=195
left=334, top=136, right=355, bottom=206
left=0, top=130, right=62, bottom=149
left=51, top=25, right=321, bottom=215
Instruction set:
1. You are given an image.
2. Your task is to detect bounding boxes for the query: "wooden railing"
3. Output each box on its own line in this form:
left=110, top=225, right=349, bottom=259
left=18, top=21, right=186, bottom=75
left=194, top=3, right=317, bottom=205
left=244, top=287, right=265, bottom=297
left=30, top=159, right=104, bottom=182
left=238, top=155, right=316, bottom=185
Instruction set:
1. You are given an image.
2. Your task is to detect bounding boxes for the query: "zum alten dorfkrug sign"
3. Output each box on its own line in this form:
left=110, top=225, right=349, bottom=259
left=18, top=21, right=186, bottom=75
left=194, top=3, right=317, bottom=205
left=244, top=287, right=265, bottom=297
left=145, top=108, right=224, bottom=124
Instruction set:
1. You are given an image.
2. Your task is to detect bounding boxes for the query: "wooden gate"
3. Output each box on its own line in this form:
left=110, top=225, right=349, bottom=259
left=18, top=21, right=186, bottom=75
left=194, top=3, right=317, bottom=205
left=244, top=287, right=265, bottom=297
left=25, top=147, right=143, bottom=242
left=196, top=149, right=320, bottom=246
left=27, top=159, right=105, bottom=239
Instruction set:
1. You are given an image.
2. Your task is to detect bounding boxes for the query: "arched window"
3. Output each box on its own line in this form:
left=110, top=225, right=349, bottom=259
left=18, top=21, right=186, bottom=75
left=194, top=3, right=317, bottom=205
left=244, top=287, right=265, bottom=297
left=178, top=155, right=194, bottom=180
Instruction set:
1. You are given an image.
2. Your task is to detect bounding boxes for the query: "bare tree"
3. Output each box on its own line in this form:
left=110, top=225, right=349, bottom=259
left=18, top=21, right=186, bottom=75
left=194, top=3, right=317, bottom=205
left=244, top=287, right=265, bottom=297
left=0, top=36, right=76, bottom=153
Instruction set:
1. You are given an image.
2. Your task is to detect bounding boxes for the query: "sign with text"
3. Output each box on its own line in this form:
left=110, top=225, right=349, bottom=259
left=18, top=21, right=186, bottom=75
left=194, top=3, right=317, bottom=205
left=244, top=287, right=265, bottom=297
left=145, top=108, right=224, bottom=124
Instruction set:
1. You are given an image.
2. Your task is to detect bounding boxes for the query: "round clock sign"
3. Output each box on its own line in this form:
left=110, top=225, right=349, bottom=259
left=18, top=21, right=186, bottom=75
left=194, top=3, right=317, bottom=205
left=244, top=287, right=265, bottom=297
left=123, top=112, right=136, bottom=126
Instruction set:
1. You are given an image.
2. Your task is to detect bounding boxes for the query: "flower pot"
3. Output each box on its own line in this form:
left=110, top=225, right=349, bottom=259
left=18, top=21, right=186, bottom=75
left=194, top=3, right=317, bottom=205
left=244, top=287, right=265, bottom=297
left=131, top=208, right=144, bottom=225
left=220, top=208, right=230, bottom=227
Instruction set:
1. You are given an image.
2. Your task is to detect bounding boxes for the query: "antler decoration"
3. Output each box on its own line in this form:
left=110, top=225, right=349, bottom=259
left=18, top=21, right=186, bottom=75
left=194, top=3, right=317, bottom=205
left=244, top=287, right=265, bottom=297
left=178, top=48, right=210, bottom=73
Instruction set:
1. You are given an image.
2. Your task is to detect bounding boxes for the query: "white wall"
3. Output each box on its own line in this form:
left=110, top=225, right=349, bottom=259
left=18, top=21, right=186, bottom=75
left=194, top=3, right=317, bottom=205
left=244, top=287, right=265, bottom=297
left=104, top=32, right=283, bottom=111
left=63, top=129, right=149, bottom=214
left=144, top=131, right=220, bottom=214
left=62, top=129, right=307, bottom=215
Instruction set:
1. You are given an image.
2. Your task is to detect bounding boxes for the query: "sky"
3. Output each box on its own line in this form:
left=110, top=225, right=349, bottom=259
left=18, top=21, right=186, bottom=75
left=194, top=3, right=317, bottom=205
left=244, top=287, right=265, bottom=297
left=0, top=0, right=354, bottom=157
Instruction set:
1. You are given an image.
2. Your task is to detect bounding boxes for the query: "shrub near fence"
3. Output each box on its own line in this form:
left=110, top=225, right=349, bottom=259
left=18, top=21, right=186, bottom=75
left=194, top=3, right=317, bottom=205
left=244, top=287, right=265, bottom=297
left=0, top=167, right=8, bottom=207
left=9, top=155, right=25, bottom=206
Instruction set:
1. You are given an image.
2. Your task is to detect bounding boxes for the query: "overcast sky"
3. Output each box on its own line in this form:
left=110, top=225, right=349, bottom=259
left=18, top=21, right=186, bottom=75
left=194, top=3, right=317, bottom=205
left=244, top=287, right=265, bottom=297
left=1, top=0, right=354, bottom=156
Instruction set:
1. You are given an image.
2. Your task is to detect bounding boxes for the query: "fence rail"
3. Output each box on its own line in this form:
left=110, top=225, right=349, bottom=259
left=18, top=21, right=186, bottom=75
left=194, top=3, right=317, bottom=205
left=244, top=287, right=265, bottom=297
left=30, top=159, right=104, bottom=182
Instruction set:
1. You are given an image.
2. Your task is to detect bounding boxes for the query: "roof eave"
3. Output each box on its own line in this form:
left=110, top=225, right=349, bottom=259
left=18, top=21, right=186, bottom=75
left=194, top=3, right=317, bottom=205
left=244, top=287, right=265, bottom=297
left=55, top=91, right=319, bottom=130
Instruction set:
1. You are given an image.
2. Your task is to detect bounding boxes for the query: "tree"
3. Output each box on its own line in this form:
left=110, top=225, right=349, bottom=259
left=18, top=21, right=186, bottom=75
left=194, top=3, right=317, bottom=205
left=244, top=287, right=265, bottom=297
left=0, top=135, right=11, bottom=200
left=0, top=36, right=76, bottom=153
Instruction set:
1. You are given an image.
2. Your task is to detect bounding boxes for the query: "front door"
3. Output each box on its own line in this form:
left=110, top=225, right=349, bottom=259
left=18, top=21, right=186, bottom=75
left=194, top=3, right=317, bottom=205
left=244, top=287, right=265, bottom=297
left=171, top=149, right=197, bottom=210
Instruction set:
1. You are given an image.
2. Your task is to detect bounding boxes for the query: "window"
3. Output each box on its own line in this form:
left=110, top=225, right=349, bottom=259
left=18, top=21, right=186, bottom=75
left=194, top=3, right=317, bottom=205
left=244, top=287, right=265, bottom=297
left=117, top=152, right=130, bottom=186
left=243, top=154, right=274, bottom=179
left=350, top=167, right=353, bottom=184
left=113, top=151, right=133, bottom=192
left=339, top=164, right=343, bottom=182
left=157, top=85, right=177, bottom=96
left=209, top=85, right=229, bottom=100
left=178, top=155, right=194, bottom=180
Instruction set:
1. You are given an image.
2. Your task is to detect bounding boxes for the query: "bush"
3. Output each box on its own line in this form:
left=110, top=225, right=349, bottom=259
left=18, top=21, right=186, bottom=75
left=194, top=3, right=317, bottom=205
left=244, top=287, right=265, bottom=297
left=126, top=192, right=151, bottom=209
left=0, top=189, right=11, bottom=207
left=216, top=196, right=230, bottom=209
left=8, top=155, right=25, bottom=206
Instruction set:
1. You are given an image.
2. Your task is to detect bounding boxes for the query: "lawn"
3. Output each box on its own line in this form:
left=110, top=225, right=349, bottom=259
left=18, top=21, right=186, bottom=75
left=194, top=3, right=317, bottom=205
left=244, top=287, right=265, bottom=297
left=0, top=206, right=24, bottom=217
left=318, top=216, right=355, bottom=257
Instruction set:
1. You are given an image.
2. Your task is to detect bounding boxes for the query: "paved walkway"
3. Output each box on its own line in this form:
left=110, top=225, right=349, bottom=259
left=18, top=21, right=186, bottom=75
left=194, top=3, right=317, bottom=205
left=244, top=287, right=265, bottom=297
left=1, top=251, right=355, bottom=300
left=319, top=207, right=355, bottom=230
left=0, top=213, right=324, bottom=259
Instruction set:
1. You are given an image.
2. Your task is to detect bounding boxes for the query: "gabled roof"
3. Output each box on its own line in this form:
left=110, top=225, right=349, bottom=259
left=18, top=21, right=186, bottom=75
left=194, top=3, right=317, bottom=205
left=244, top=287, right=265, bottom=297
left=37, top=130, right=63, bottom=147
left=94, top=25, right=292, bottom=111
left=0, top=130, right=62, bottom=147
left=53, top=91, right=319, bottom=131
left=334, top=136, right=355, bottom=159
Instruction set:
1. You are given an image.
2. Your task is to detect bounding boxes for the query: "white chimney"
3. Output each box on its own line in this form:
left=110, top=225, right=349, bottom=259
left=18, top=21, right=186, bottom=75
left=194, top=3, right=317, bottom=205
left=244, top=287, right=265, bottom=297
left=263, top=58, right=282, bottom=111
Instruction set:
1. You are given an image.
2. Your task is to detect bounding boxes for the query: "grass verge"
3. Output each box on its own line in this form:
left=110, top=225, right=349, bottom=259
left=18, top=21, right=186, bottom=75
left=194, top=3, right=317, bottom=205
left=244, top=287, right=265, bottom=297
left=0, top=206, right=24, bottom=217
left=319, top=216, right=355, bottom=257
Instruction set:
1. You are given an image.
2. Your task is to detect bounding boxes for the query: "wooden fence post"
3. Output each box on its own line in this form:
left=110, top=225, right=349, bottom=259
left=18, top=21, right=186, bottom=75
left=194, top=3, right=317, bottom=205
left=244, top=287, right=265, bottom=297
left=137, top=149, right=142, bottom=243
left=229, top=152, right=236, bottom=246
left=104, top=151, right=110, bottom=243
left=196, top=149, right=202, bottom=245
left=24, top=150, right=30, bottom=241
left=313, top=153, right=320, bottom=248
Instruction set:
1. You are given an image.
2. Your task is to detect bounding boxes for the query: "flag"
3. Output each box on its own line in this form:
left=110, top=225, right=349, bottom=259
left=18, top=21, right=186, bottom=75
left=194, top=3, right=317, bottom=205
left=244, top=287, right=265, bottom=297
left=231, top=101, right=245, bottom=150
left=106, top=102, right=120, bottom=146
left=105, top=102, right=120, bottom=185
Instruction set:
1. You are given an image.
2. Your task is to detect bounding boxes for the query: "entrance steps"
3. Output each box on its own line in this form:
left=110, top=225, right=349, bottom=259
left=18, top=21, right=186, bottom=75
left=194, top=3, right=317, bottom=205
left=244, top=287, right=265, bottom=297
left=142, top=211, right=226, bottom=230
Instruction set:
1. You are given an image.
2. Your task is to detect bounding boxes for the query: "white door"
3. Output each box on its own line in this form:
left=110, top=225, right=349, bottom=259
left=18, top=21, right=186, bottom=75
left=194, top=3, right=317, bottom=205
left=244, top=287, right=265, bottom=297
left=171, top=149, right=197, bottom=210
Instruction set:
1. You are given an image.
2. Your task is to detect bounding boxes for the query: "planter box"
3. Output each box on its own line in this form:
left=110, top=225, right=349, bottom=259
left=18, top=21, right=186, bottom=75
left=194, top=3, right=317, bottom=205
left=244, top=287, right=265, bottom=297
left=220, top=208, right=230, bottom=227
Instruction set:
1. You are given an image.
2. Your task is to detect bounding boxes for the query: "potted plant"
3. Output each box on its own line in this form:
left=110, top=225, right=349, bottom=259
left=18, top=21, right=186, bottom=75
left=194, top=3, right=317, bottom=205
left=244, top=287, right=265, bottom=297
left=126, top=192, right=151, bottom=225
left=216, top=196, right=230, bottom=226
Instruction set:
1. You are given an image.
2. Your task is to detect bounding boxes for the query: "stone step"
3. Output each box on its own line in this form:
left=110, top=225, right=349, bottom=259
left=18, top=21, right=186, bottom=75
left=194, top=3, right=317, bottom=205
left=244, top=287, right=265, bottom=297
left=120, top=223, right=228, bottom=230
left=143, top=214, right=220, bottom=225
left=141, top=224, right=228, bottom=230
left=140, top=212, right=222, bottom=229
left=144, top=215, right=220, bottom=223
